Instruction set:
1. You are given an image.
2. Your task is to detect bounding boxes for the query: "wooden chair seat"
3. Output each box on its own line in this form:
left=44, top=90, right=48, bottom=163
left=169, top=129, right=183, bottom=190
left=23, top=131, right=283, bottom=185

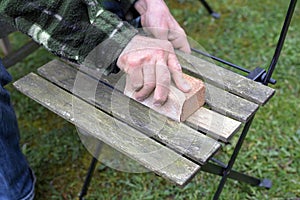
left=13, top=50, right=275, bottom=187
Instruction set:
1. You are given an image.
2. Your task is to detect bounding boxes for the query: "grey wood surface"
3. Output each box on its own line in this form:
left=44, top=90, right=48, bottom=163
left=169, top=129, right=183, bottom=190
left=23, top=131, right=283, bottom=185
left=68, top=59, right=258, bottom=123
left=39, top=60, right=241, bottom=143
left=186, top=107, right=241, bottom=142
left=13, top=73, right=201, bottom=186
left=37, top=60, right=222, bottom=162
left=205, top=84, right=259, bottom=122
left=176, top=51, right=275, bottom=106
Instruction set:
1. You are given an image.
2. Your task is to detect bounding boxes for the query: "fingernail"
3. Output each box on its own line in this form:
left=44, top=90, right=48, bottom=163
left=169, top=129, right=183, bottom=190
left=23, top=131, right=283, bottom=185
left=136, top=97, right=143, bottom=101
left=177, top=63, right=182, bottom=70
left=154, top=102, right=162, bottom=107
left=182, top=82, right=191, bottom=91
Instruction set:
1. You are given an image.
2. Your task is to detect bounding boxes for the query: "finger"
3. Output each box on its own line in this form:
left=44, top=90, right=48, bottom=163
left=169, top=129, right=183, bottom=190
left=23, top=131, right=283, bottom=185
left=153, top=60, right=171, bottom=106
left=127, top=66, right=143, bottom=91
left=134, top=63, right=156, bottom=101
left=171, top=36, right=191, bottom=53
left=142, top=14, right=169, bottom=40
left=134, top=0, right=146, bottom=15
left=168, top=28, right=191, bottom=53
left=148, top=26, right=169, bottom=40
left=167, top=53, right=191, bottom=92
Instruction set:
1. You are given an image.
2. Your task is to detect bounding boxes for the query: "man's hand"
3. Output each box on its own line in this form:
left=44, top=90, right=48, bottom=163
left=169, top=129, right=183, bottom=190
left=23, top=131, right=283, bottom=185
left=117, top=35, right=191, bottom=106
left=134, top=0, right=191, bottom=53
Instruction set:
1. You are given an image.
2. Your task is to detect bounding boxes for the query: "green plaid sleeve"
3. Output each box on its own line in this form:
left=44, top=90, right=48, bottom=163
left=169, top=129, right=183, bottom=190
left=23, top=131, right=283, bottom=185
left=0, top=0, right=137, bottom=70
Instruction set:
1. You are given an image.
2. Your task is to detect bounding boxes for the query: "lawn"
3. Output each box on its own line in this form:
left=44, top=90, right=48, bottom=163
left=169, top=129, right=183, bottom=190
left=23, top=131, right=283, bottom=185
left=2, top=0, right=300, bottom=199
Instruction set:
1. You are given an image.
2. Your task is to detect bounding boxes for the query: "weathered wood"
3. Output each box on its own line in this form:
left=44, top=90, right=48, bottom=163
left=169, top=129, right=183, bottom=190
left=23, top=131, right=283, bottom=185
left=0, top=37, right=12, bottom=56
left=13, top=73, right=201, bottom=186
left=186, top=107, right=241, bottom=142
left=42, top=59, right=241, bottom=142
left=38, top=60, right=221, bottom=163
left=124, top=73, right=206, bottom=122
left=205, top=84, right=259, bottom=122
left=69, top=59, right=258, bottom=123
left=176, top=50, right=275, bottom=106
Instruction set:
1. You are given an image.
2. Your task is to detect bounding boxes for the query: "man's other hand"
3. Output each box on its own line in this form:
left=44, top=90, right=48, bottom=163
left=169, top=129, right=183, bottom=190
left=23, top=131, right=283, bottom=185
left=134, top=0, right=191, bottom=53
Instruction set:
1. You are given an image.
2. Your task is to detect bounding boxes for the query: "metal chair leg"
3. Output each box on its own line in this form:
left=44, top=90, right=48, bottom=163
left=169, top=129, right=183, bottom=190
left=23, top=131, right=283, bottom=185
left=79, top=142, right=104, bottom=200
left=212, top=115, right=270, bottom=200
left=198, top=0, right=220, bottom=19
left=202, top=162, right=272, bottom=189
left=78, top=157, right=99, bottom=200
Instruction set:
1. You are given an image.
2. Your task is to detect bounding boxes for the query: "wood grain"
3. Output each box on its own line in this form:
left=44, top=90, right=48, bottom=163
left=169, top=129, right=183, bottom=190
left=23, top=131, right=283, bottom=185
left=70, top=59, right=258, bottom=123
left=42, top=59, right=242, bottom=142
left=176, top=50, right=275, bottom=106
left=204, top=84, right=259, bottom=122
left=37, top=60, right=222, bottom=163
left=13, top=73, right=201, bottom=186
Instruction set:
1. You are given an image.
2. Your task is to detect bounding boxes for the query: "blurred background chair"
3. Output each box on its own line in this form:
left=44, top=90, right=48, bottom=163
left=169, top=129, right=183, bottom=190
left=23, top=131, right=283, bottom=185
left=0, top=19, right=40, bottom=69
left=198, top=0, right=220, bottom=18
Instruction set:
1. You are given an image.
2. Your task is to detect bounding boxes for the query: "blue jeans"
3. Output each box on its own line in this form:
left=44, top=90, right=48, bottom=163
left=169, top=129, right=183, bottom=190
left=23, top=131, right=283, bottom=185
left=0, top=59, right=35, bottom=200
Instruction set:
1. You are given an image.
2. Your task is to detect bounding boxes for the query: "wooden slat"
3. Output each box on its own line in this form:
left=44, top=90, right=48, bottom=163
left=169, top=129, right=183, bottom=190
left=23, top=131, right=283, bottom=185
left=101, top=71, right=257, bottom=123
left=38, top=60, right=221, bottom=163
left=68, top=60, right=257, bottom=123
left=62, top=60, right=243, bottom=141
left=205, top=84, right=259, bottom=122
left=13, top=73, right=201, bottom=186
left=186, top=107, right=240, bottom=142
left=176, top=51, right=275, bottom=106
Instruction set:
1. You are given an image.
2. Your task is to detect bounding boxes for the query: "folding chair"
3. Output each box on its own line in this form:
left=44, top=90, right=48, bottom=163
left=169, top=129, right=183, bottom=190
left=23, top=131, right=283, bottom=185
left=77, top=1, right=297, bottom=199
left=10, top=1, right=298, bottom=199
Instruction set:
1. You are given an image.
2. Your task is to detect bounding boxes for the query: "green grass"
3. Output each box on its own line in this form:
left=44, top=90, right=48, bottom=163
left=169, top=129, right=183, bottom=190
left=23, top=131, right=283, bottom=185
left=2, top=0, right=300, bottom=199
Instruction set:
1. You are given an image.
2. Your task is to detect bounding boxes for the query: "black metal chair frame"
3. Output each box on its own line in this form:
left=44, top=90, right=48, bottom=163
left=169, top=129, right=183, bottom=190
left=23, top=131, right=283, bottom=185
left=199, top=0, right=221, bottom=19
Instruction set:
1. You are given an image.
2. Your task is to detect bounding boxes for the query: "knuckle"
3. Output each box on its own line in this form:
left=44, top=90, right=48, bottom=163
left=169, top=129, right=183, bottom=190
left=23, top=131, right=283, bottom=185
left=179, top=27, right=186, bottom=35
left=127, top=58, right=140, bottom=67
left=118, top=54, right=127, bottom=65
left=165, top=41, right=173, bottom=50
left=155, top=49, right=165, bottom=58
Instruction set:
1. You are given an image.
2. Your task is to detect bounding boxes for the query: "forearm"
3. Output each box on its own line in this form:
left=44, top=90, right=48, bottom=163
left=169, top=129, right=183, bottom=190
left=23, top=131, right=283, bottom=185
left=0, top=0, right=137, bottom=68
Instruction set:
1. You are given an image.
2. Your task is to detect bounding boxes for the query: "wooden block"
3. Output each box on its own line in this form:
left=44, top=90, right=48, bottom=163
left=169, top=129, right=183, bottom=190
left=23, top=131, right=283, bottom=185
left=124, top=73, right=206, bottom=122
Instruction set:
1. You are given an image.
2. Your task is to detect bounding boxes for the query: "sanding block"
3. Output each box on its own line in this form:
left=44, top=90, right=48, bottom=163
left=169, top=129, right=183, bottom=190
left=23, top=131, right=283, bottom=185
left=124, top=74, right=206, bottom=122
